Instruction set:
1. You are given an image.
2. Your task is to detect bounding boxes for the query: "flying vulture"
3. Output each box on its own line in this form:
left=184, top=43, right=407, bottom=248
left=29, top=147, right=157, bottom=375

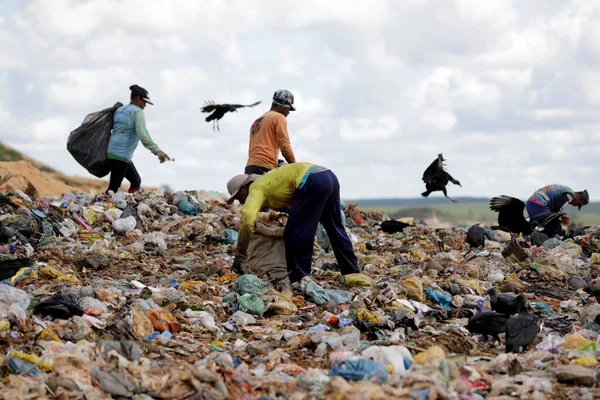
left=200, top=101, right=261, bottom=132
left=421, top=154, right=462, bottom=203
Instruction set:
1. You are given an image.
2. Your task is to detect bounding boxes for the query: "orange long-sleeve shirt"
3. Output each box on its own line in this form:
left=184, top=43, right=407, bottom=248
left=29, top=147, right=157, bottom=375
left=246, top=111, right=296, bottom=170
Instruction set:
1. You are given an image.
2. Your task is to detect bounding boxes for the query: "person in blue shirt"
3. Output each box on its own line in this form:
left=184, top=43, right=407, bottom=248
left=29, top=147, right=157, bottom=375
left=106, top=85, right=170, bottom=193
left=525, top=185, right=589, bottom=218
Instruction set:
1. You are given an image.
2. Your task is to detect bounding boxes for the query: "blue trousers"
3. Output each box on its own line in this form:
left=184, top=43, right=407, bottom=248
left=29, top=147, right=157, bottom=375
left=284, top=170, right=359, bottom=282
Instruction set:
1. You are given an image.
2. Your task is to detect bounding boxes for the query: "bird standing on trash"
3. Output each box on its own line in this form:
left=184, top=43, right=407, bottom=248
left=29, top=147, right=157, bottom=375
left=200, top=101, right=261, bottom=132
left=466, top=223, right=493, bottom=249
left=467, top=311, right=509, bottom=344
left=487, top=288, right=526, bottom=316
left=505, top=295, right=540, bottom=353
left=421, top=154, right=462, bottom=203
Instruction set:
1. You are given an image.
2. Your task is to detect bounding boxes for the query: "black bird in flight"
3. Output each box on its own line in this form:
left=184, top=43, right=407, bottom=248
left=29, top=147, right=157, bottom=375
left=489, top=196, right=567, bottom=237
left=421, top=154, right=462, bottom=203
left=200, top=101, right=261, bottom=132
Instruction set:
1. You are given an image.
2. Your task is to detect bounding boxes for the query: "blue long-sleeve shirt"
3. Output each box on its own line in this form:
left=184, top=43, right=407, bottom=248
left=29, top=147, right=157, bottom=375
left=528, top=185, right=574, bottom=212
left=107, top=104, right=161, bottom=163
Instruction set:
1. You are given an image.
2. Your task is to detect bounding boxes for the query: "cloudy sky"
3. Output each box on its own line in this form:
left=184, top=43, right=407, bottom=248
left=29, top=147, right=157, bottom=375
left=0, top=0, right=599, bottom=200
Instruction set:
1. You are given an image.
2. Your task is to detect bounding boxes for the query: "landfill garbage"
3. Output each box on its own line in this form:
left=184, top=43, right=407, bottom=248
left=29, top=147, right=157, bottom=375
left=112, top=216, right=136, bottom=233
left=178, top=200, right=200, bottom=215
left=305, top=280, right=352, bottom=305
left=329, top=359, right=388, bottom=382
left=232, top=274, right=270, bottom=295
left=239, top=294, right=265, bottom=316
left=0, top=188, right=600, bottom=398
left=344, top=273, right=375, bottom=288
left=34, top=294, right=84, bottom=319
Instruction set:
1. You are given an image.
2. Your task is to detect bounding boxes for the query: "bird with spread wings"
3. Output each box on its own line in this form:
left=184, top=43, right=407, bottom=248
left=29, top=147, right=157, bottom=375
left=421, top=154, right=462, bottom=203
left=200, top=101, right=261, bottom=132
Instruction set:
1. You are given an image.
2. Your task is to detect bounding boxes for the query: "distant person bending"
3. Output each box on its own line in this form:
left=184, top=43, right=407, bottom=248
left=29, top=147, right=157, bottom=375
left=245, top=90, right=297, bottom=175
left=525, top=185, right=589, bottom=218
left=106, top=85, right=170, bottom=193
left=226, top=163, right=359, bottom=283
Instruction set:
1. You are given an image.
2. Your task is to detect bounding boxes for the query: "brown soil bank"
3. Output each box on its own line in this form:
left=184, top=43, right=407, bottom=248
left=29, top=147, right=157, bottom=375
left=0, top=161, right=109, bottom=198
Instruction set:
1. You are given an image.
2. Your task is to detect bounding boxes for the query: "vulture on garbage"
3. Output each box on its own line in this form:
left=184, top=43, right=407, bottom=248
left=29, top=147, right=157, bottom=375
left=421, top=154, right=462, bottom=203
left=582, top=314, right=600, bottom=333
left=487, top=288, right=526, bottom=316
left=200, top=101, right=261, bottom=132
left=466, top=223, right=494, bottom=249
left=379, top=220, right=412, bottom=234
left=505, top=296, right=541, bottom=353
left=467, top=311, right=509, bottom=343
left=489, top=196, right=566, bottom=237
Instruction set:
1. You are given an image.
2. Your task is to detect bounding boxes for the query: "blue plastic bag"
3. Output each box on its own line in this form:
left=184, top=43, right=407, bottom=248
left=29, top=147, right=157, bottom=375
left=424, top=287, right=452, bottom=311
left=330, top=359, right=388, bottom=382
left=178, top=200, right=200, bottom=215
left=222, top=229, right=239, bottom=245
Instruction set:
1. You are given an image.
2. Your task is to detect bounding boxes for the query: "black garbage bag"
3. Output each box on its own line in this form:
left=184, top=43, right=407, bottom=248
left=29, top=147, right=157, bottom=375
left=67, top=102, right=123, bottom=178
left=34, top=294, right=84, bottom=319
left=0, top=258, right=30, bottom=281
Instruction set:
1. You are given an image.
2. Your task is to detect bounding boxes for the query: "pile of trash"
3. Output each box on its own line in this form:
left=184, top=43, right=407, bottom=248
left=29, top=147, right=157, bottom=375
left=1, top=187, right=600, bottom=399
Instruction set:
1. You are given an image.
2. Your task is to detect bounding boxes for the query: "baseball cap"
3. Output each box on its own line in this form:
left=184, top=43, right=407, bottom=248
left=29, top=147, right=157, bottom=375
left=130, top=84, right=154, bottom=105
left=578, top=189, right=589, bottom=210
left=226, top=174, right=261, bottom=204
left=272, top=89, right=296, bottom=111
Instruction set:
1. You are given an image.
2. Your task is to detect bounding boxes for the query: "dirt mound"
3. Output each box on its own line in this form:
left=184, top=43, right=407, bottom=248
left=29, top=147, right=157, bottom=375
left=0, top=161, right=109, bottom=197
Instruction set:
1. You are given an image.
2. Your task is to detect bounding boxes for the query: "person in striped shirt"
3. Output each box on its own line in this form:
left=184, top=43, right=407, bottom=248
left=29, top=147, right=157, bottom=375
left=525, top=185, right=589, bottom=218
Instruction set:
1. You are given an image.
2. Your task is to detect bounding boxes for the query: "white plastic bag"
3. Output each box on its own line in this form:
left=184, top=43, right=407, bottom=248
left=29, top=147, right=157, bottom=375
left=112, top=216, right=136, bottom=234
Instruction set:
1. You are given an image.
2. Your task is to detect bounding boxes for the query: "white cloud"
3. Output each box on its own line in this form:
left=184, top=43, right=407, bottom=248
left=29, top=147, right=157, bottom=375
left=31, top=117, right=72, bottom=142
left=340, top=116, right=400, bottom=141
left=0, top=0, right=599, bottom=199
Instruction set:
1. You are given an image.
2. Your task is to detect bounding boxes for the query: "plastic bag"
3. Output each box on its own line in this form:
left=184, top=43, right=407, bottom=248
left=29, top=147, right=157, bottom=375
left=562, top=333, right=590, bottom=350
left=329, top=359, right=388, bottom=382
left=79, top=297, right=107, bottom=316
left=305, top=281, right=352, bottom=306
left=344, top=273, right=374, bottom=288
left=238, top=294, right=265, bottom=316
left=104, top=209, right=123, bottom=223
left=221, top=229, right=238, bottom=245
left=112, top=216, right=136, bottom=234
left=230, top=311, right=257, bottom=325
left=178, top=200, right=200, bottom=215
left=535, top=333, right=565, bottom=352
left=403, top=278, right=425, bottom=302
left=0, top=284, right=30, bottom=309
left=67, top=102, right=123, bottom=177
left=424, top=287, right=452, bottom=311
left=572, top=357, right=599, bottom=367
left=266, top=299, right=298, bottom=316
left=231, top=274, right=270, bottom=296
left=183, top=309, right=219, bottom=332
left=361, top=345, right=413, bottom=377
left=413, top=346, right=446, bottom=365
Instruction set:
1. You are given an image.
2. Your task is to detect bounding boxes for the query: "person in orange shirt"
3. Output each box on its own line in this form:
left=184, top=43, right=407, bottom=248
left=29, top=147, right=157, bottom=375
left=245, top=90, right=297, bottom=175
